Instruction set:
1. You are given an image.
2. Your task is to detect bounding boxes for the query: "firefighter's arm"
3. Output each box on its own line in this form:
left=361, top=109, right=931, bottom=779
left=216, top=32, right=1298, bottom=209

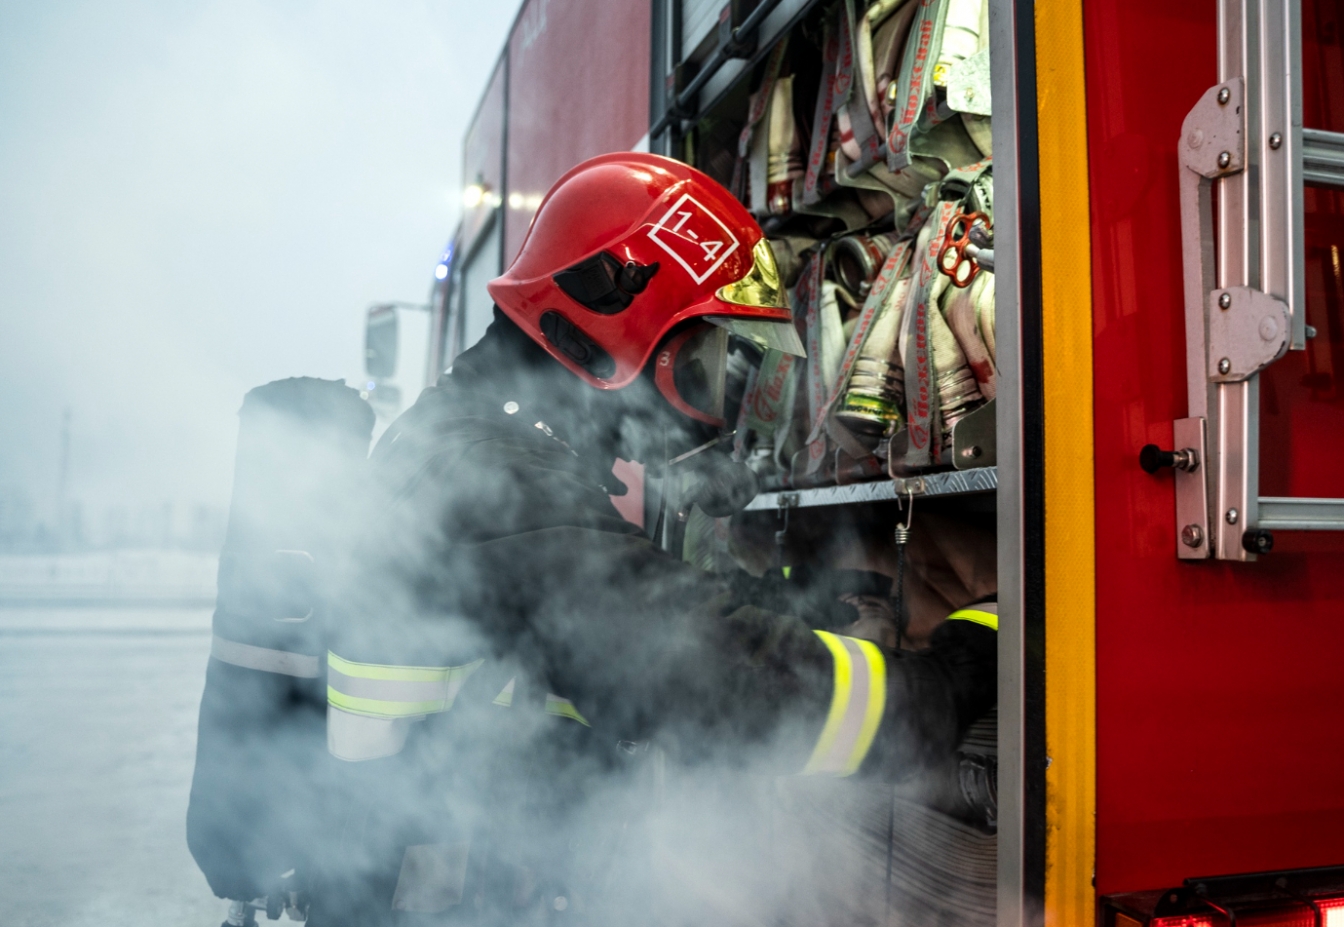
left=487, top=525, right=996, bottom=779
left=702, top=597, right=997, bottom=780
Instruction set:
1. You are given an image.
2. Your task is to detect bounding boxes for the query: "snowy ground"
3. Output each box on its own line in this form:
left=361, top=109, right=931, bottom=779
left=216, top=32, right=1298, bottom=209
left=0, top=605, right=225, bottom=926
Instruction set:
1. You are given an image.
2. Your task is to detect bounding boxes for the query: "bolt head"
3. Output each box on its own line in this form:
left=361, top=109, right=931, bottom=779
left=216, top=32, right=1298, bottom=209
left=1218, top=357, right=1232, bottom=374
left=1217, top=150, right=1232, bottom=168
left=1217, top=86, right=1231, bottom=104
left=1218, top=291, right=1232, bottom=309
left=1226, top=508, right=1240, bottom=525
left=1243, top=529, right=1274, bottom=554
left=503, top=401, right=520, bottom=415
left=1306, top=324, right=1318, bottom=339
left=1181, top=524, right=1205, bottom=548
left=1269, top=132, right=1283, bottom=150
left=960, top=445, right=982, bottom=459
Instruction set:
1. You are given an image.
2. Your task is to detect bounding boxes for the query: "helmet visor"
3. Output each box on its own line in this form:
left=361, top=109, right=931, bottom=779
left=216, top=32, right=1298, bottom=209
left=711, top=236, right=805, bottom=357
left=654, top=323, right=730, bottom=426
left=716, top=237, right=788, bottom=310
left=707, top=316, right=806, bottom=357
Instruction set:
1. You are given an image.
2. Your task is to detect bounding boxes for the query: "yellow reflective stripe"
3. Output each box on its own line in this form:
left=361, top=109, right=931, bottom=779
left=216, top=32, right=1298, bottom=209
left=851, top=639, right=886, bottom=772
left=327, top=690, right=448, bottom=719
left=947, top=606, right=999, bottom=632
left=492, top=677, right=516, bottom=707
left=326, top=652, right=483, bottom=719
left=802, top=631, right=886, bottom=777
left=327, top=651, right=462, bottom=683
left=804, top=631, right=853, bottom=774
left=544, top=694, right=590, bottom=727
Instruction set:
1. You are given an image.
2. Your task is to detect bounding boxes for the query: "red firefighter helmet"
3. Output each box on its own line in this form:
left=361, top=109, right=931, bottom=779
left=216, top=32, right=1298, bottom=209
left=487, top=152, right=804, bottom=426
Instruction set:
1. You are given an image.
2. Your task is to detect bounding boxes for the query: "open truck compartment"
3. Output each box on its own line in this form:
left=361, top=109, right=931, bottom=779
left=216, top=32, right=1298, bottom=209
left=388, top=0, right=1344, bottom=921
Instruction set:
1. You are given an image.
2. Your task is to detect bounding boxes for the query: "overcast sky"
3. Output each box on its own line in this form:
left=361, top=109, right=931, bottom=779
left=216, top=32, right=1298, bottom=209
left=0, top=1, right=518, bottom=532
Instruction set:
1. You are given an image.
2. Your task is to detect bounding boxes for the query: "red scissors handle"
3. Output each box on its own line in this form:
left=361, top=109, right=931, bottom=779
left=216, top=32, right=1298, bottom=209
left=938, top=211, right=991, bottom=288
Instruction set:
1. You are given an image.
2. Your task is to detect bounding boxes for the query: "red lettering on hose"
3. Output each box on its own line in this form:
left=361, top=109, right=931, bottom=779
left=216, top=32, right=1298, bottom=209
left=891, top=16, right=935, bottom=155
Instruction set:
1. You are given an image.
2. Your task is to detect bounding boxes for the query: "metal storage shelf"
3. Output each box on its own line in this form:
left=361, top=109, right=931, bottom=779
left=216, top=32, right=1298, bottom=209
left=744, top=467, right=998, bottom=511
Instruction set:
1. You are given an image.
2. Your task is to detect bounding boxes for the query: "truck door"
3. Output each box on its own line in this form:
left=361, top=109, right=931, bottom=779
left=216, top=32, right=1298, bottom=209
left=1080, top=0, right=1344, bottom=920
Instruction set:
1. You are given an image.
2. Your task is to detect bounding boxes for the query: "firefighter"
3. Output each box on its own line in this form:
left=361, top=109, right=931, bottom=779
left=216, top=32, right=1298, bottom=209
left=314, top=152, right=997, bottom=925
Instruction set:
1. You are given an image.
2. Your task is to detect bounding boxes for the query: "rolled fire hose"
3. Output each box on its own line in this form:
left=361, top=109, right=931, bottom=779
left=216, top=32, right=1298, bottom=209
left=941, top=271, right=997, bottom=401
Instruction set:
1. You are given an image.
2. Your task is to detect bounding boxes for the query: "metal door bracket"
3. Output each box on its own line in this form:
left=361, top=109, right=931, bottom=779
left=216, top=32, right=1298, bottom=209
left=1207, top=286, right=1290, bottom=382
left=1180, top=79, right=1245, bottom=179
left=1174, top=417, right=1211, bottom=559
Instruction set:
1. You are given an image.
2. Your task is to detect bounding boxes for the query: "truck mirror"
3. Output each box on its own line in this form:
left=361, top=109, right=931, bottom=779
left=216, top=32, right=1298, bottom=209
left=365, top=305, right=398, bottom=379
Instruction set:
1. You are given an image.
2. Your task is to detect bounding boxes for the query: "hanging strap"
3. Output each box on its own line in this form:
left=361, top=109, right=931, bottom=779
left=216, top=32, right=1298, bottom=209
left=742, top=349, right=801, bottom=438
left=902, top=201, right=959, bottom=468
left=731, top=361, right=761, bottom=460
left=798, top=254, right=835, bottom=475
left=802, top=10, right=842, bottom=205
left=886, top=0, right=949, bottom=172
left=731, top=39, right=790, bottom=202
left=836, top=0, right=886, bottom=175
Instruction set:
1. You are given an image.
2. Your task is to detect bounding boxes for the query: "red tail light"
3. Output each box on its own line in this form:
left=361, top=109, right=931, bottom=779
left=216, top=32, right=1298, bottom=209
left=1140, top=900, right=1344, bottom=927
left=1106, top=866, right=1344, bottom=927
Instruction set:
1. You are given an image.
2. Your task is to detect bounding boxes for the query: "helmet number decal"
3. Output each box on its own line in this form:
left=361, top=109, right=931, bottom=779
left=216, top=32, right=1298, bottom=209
left=647, top=194, right=740, bottom=285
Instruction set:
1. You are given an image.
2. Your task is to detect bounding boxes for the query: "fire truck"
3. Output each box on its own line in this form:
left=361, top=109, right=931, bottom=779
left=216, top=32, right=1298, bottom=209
left=372, top=0, right=1344, bottom=921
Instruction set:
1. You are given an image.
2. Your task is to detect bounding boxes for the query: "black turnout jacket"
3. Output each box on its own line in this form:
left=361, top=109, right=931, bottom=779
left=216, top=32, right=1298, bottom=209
left=315, top=317, right=995, bottom=924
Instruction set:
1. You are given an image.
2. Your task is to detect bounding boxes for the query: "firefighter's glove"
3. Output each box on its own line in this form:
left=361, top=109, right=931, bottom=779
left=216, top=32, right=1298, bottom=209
left=680, top=454, right=759, bottom=517
left=725, top=566, right=892, bottom=631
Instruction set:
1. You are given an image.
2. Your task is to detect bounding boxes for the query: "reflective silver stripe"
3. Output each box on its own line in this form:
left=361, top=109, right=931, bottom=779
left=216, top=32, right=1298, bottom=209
left=832, top=636, right=871, bottom=765
left=327, top=706, right=414, bottom=762
left=211, top=634, right=320, bottom=678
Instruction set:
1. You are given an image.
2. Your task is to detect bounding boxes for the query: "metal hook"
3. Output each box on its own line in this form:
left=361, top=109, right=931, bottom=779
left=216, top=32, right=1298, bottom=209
left=891, top=489, right=915, bottom=649
left=894, top=488, right=915, bottom=546
left=774, top=497, right=792, bottom=570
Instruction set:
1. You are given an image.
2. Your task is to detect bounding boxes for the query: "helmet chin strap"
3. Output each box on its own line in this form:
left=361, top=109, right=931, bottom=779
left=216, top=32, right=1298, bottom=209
left=667, top=431, right=735, bottom=466
left=664, top=430, right=759, bottom=519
